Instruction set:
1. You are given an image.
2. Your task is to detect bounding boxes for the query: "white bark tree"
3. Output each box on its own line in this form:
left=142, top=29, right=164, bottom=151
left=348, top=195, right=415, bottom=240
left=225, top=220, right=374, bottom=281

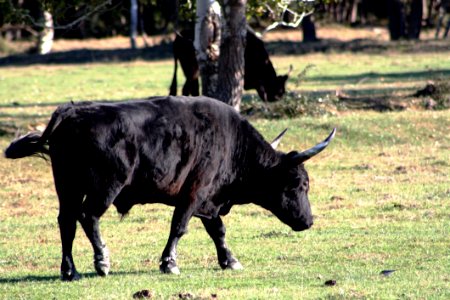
left=194, top=0, right=317, bottom=110
left=195, top=0, right=247, bottom=111
left=130, top=0, right=138, bottom=49
left=37, top=11, right=54, bottom=55
left=194, top=0, right=222, bottom=97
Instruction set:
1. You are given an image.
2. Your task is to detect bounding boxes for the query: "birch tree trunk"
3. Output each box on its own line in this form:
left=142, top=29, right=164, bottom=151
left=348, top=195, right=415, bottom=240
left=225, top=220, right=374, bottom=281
left=130, top=0, right=138, bottom=49
left=194, top=0, right=222, bottom=97
left=37, top=11, right=54, bottom=55
left=213, top=0, right=246, bottom=111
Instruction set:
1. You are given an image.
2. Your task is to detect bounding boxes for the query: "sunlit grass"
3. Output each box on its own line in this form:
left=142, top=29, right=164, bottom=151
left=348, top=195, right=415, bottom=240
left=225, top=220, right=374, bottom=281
left=1, top=110, right=449, bottom=299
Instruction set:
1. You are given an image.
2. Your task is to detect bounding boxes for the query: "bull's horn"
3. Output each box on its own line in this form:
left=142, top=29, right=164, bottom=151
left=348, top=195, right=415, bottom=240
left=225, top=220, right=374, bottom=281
left=293, top=128, right=336, bottom=163
left=270, top=128, right=288, bottom=149
left=287, top=65, right=293, bottom=76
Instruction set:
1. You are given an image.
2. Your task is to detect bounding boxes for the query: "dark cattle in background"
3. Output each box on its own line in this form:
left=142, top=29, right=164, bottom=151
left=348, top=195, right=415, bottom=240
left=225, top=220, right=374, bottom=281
left=169, top=29, right=291, bottom=102
left=5, top=96, right=335, bottom=281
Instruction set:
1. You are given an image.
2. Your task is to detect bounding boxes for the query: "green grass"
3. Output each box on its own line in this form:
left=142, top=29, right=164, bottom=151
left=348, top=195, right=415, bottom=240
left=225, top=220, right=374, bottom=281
left=0, top=48, right=449, bottom=299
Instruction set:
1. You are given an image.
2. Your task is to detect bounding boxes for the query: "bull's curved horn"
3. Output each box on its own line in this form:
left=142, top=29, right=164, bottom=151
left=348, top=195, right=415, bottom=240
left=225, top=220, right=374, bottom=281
left=270, top=128, right=288, bottom=149
left=293, top=128, right=336, bottom=163
left=287, top=64, right=293, bottom=76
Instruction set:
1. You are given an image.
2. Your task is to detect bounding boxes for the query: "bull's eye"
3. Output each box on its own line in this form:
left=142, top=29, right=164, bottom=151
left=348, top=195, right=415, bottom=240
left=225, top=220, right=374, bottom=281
left=302, top=181, right=309, bottom=192
left=285, top=189, right=297, bottom=199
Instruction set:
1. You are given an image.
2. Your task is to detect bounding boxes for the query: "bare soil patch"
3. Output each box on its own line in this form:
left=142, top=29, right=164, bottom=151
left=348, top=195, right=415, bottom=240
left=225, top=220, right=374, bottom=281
left=1, top=26, right=448, bottom=66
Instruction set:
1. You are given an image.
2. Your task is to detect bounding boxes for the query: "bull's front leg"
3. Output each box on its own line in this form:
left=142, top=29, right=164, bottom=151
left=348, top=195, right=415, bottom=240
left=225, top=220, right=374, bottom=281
left=200, top=216, right=243, bottom=270
left=160, top=203, right=195, bottom=274
left=256, top=85, right=268, bottom=102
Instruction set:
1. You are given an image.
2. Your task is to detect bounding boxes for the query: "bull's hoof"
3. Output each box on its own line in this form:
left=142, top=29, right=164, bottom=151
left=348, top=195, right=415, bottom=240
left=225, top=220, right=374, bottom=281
left=94, top=260, right=110, bottom=276
left=94, top=247, right=110, bottom=276
left=220, top=258, right=243, bottom=270
left=160, top=264, right=180, bottom=275
left=227, top=260, right=243, bottom=270
left=61, top=270, right=81, bottom=281
left=160, top=258, right=180, bottom=275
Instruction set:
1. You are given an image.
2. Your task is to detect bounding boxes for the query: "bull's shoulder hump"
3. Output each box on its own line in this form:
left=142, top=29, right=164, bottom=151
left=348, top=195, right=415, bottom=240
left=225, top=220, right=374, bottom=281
left=150, top=96, right=241, bottom=119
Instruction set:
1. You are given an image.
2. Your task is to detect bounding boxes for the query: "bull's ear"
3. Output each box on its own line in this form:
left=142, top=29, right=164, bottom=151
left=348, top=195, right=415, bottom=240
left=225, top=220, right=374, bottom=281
left=279, top=75, right=289, bottom=83
left=270, top=128, right=288, bottom=149
left=291, top=128, right=336, bottom=164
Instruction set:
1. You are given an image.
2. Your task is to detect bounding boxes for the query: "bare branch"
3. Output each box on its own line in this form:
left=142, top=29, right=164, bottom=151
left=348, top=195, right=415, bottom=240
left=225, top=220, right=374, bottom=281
left=259, top=0, right=316, bottom=36
left=0, top=24, right=38, bottom=36
left=18, top=0, right=113, bottom=30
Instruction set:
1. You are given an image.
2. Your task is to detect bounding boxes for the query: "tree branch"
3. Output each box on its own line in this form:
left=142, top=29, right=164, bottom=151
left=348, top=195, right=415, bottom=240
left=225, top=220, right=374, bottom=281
left=0, top=24, right=38, bottom=36
left=260, top=0, right=316, bottom=35
left=17, top=0, right=113, bottom=30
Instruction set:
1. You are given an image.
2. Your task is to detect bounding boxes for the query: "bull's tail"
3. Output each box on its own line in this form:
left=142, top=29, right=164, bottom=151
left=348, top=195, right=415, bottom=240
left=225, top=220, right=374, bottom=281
left=4, top=106, right=65, bottom=159
left=4, top=131, right=48, bottom=159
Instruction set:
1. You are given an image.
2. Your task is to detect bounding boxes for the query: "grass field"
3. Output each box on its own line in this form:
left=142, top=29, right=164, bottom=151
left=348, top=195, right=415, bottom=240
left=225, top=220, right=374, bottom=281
left=0, top=32, right=449, bottom=299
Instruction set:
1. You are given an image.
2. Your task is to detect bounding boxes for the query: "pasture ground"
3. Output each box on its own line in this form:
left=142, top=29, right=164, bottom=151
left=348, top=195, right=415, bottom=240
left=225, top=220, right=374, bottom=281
left=0, top=26, right=449, bottom=299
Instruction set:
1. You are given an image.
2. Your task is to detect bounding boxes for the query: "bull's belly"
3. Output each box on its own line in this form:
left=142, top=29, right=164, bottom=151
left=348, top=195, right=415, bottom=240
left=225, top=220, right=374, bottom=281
left=112, top=183, right=227, bottom=219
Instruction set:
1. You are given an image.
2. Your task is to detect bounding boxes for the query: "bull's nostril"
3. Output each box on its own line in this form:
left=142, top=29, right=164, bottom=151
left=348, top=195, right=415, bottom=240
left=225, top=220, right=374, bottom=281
left=303, top=218, right=313, bottom=229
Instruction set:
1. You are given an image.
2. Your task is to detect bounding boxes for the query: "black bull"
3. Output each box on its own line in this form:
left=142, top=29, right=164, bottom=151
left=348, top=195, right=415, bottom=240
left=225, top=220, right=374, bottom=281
left=169, top=29, right=291, bottom=102
left=5, top=96, right=335, bottom=281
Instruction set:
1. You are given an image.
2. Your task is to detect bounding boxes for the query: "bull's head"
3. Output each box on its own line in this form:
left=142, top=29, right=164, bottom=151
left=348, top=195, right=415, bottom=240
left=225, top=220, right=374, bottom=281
left=266, top=65, right=293, bottom=102
left=264, top=128, right=336, bottom=231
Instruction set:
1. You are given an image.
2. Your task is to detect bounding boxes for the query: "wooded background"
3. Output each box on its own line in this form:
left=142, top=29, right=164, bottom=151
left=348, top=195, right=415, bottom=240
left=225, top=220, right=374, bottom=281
left=1, top=0, right=448, bottom=42
left=1, top=0, right=448, bottom=110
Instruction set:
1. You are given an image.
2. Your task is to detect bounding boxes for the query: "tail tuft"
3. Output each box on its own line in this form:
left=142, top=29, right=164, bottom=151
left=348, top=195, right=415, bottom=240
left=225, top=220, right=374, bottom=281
left=4, top=132, right=48, bottom=159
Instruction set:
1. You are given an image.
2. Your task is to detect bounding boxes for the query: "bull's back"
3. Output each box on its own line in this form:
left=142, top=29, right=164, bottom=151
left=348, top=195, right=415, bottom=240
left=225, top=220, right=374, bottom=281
left=48, top=97, right=242, bottom=196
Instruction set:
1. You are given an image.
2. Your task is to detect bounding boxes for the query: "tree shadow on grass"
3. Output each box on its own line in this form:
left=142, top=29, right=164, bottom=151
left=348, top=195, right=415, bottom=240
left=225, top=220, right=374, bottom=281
left=0, top=43, right=173, bottom=67
left=0, top=274, right=61, bottom=284
left=265, top=38, right=450, bottom=55
left=0, top=270, right=156, bottom=284
left=304, top=69, right=450, bottom=84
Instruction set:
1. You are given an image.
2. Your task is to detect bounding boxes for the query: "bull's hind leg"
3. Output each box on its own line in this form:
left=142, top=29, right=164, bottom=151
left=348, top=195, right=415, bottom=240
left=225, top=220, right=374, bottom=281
left=56, top=190, right=83, bottom=281
left=52, top=145, right=88, bottom=281
left=200, top=217, right=243, bottom=270
left=182, top=78, right=200, bottom=96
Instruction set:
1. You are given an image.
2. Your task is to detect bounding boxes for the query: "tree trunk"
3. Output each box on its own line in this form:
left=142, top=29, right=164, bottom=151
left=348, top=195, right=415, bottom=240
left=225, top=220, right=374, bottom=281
left=388, top=0, right=406, bottom=40
left=407, top=0, right=423, bottom=39
left=213, top=0, right=247, bottom=111
left=302, top=15, right=317, bottom=42
left=435, top=0, right=450, bottom=38
left=130, top=0, right=138, bottom=49
left=350, top=0, right=359, bottom=24
left=194, top=0, right=222, bottom=97
left=37, top=11, right=54, bottom=55
left=423, top=0, right=433, bottom=26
